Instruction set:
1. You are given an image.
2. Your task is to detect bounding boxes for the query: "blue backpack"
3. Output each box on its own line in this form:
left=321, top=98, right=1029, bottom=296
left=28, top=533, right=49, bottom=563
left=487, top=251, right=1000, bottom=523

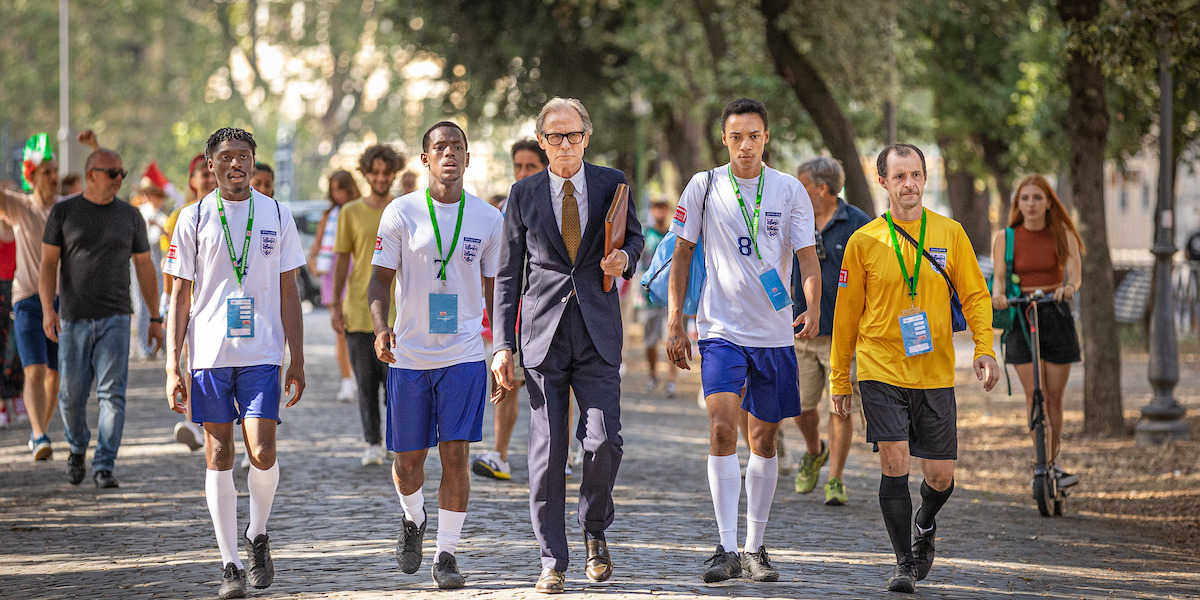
left=639, top=170, right=713, bottom=315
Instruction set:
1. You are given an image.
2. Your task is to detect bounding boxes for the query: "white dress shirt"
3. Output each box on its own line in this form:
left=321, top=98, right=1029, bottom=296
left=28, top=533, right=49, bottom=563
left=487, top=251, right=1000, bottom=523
left=548, top=165, right=588, bottom=235
left=546, top=163, right=629, bottom=270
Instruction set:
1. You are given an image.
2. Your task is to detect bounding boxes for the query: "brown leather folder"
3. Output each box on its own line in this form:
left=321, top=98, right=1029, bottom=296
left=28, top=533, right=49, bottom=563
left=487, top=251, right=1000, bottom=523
left=603, top=183, right=629, bottom=292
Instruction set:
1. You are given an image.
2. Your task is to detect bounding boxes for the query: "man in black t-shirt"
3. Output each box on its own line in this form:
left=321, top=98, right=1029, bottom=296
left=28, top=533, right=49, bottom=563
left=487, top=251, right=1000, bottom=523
left=39, top=148, right=164, bottom=489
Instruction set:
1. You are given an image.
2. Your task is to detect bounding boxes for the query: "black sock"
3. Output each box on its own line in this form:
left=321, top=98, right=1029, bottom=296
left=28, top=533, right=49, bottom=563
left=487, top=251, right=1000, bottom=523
left=915, top=480, right=954, bottom=530
left=878, top=474, right=913, bottom=564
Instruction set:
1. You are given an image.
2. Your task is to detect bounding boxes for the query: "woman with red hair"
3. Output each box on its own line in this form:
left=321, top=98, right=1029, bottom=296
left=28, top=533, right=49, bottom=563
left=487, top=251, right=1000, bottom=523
left=991, top=175, right=1084, bottom=488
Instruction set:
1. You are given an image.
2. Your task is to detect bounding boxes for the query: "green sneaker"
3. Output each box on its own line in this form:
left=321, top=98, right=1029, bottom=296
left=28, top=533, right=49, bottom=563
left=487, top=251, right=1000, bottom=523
left=824, top=477, right=848, bottom=505
left=793, top=441, right=829, bottom=494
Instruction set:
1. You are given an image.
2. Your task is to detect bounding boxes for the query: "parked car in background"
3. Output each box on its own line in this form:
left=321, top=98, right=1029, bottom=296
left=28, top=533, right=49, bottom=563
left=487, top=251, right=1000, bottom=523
left=286, top=199, right=330, bottom=308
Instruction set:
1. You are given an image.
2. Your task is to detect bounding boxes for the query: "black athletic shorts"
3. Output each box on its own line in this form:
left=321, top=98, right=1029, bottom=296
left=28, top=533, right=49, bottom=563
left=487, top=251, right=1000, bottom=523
left=859, top=380, right=957, bottom=460
left=1005, top=301, right=1081, bottom=365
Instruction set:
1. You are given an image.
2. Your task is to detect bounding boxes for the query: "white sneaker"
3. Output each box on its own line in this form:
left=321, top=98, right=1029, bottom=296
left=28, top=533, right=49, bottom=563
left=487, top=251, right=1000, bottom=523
left=174, top=421, right=204, bottom=451
left=337, top=378, right=357, bottom=403
left=471, top=451, right=512, bottom=480
left=362, top=444, right=385, bottom=465
left=240, top=452, right=252, bottom=470
left=644, top=377, right=659, bottom=392
left=665, top=381, right=678, bottom=398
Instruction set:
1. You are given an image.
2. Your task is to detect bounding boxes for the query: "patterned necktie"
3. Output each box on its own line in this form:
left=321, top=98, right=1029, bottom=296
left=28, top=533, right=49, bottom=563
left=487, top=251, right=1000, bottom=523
left=562, top=180, right=580, bottom=264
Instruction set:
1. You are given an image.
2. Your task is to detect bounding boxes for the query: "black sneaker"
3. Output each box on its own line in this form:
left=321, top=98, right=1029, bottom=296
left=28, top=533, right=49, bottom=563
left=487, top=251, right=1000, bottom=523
left=67, top=452, right=86, bottom=485
left=243, top=533, right=274, bottom=588
left=93, top=470, right=119, bottom=489
left=701, top=544, right=743, bottom=583
left=218, top=562, right=247, bottom=599
left=740, top=545, right=780, bottom=582
left=396, top=515, right=426, bottom=574
left=431, top=551, right=467, bottom=589
left=912, top=522, right=936, bottom=581
left=886, top=562, right=916, bottom=593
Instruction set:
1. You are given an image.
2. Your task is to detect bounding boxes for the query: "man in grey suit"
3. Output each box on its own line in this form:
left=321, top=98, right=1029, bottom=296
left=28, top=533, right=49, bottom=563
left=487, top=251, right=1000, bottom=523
left=492, top=97, right=644, bottom=594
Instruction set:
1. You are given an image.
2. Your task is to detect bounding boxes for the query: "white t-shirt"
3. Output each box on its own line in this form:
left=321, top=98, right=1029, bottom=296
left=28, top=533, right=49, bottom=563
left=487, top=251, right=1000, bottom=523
left=670, top=164, right=816, bottom=348
left=164, top=190, right=306, bottom=369
left=371, top=188, right=503, bottom=370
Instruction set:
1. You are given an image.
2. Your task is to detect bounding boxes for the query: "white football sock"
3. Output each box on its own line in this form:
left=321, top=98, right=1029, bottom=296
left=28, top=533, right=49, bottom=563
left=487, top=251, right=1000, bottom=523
left=245, top=461, right=279, bottom=540
left=707, top=454, right=741, bottom=551
left=398, top=485, right=426, bottom=526
left=435, top=508, right=466, bottom=557
left=744, top=453, right=778, bottom=554
left=205, top=469, right=242, bottom=569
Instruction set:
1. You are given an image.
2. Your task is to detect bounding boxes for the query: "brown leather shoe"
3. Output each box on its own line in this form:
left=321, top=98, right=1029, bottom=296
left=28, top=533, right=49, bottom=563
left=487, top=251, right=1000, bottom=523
left=535, top=567, right=565, bottom=594
left=585, top=538, right=613, bottom=582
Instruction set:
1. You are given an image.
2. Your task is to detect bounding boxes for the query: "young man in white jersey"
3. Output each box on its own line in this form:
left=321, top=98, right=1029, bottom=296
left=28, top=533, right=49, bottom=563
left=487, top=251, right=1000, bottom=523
left=367, top=122, right=503, bottom=590
left=164, top=127, right=307, bottom=600
left=666, top=98, right=822, bottom=583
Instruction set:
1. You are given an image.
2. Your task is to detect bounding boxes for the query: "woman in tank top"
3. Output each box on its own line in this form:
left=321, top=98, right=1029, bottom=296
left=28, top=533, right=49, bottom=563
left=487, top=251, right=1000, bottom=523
left=991, top=174, right=1084, bottom=488
left=309, top=170, right=362, bottom=402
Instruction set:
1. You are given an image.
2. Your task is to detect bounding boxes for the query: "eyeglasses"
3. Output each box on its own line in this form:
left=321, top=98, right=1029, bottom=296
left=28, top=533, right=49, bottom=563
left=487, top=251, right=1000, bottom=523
left=814, top=230, right=827, bottom=261
left=90, top=167, right=128, bottom=179
left=542, top=131, right=585, bottom=146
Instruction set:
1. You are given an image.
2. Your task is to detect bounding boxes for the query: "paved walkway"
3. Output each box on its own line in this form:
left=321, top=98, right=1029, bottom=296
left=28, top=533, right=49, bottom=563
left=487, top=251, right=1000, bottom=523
left=2, top=309, right=1198, bottom=599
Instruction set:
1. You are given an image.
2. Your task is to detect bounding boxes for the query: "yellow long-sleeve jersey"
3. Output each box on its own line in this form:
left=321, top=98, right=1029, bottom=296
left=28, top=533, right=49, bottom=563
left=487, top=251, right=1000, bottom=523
left=830, top=209, right=993, bottom=394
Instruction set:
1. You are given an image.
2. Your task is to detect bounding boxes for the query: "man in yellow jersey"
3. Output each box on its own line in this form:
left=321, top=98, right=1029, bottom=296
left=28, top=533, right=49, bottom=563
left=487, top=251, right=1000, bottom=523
left=830, top=143, right=997, bottom=594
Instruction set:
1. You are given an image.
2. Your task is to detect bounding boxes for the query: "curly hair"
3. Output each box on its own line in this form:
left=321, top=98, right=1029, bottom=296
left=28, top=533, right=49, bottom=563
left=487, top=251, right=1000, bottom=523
left=205, top=127, right=257, bottom=159
left=358, top=144, right=405, bottom=175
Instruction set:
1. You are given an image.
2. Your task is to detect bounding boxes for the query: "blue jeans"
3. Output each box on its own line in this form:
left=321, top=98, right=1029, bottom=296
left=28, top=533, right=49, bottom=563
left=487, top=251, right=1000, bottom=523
left=58, top=314, right=131, bottom=472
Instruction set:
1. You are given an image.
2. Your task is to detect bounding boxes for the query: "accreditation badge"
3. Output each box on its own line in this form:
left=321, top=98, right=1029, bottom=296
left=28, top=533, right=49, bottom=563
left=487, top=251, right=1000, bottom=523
left=227, top=296, right=255, bottom=338
left=898, top=306, right=932, bottom=357
left=757, top=265, right=793, bottom=312
left=429, top=293, right=458, bottom=334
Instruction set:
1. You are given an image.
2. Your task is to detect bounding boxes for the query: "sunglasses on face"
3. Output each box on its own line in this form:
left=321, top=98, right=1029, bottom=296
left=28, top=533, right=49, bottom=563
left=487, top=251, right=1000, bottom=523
left=90, top=167, right=128, bottom=179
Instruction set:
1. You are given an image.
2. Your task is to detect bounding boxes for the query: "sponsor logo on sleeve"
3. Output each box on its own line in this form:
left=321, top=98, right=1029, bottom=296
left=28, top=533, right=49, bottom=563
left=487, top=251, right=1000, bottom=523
left=673, top=205, right=687, bottom=226
left=838, top=269, right=848, bottom=287
left=374, top=236, right=383, bottom=255
left=166, top=244, right=178, bottom=264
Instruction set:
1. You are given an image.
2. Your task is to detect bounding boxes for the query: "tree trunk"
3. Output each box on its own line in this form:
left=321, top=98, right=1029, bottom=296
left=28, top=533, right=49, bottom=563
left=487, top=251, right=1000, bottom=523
left=980, top=134, right=1013, bottom=230
left=1057, top=0, right=1124, bottom=436
left=760, top=0, right=875, bottom=217
left=664, top=109, right=704, bottom=184
left=945, top=169, right=991, bottom=257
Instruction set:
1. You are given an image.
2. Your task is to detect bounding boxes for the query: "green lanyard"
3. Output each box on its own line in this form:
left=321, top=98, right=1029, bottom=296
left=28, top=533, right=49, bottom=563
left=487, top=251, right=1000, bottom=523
left=215, top=190, right=254, bottom=289
left=426, top=189, right=466, bottom=281
left=728, top=167, right=766, bottom=260
left=885, top=209, right=926, bottom=303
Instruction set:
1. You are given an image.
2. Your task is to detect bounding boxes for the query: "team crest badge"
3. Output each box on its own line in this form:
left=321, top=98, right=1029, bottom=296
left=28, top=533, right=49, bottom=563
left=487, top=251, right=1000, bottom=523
left=260, top=230, right=277, bottom=257
left=462, top=237, right=481, bottom=265
left=764, top=211, right=782, bottom=238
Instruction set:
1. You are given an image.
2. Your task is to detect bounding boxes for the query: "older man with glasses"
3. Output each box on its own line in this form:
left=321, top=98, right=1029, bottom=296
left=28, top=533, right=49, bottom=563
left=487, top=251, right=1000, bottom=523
left=788, top=157, right=872, bottom=505
left=39, top=148, right=163, bottom=488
